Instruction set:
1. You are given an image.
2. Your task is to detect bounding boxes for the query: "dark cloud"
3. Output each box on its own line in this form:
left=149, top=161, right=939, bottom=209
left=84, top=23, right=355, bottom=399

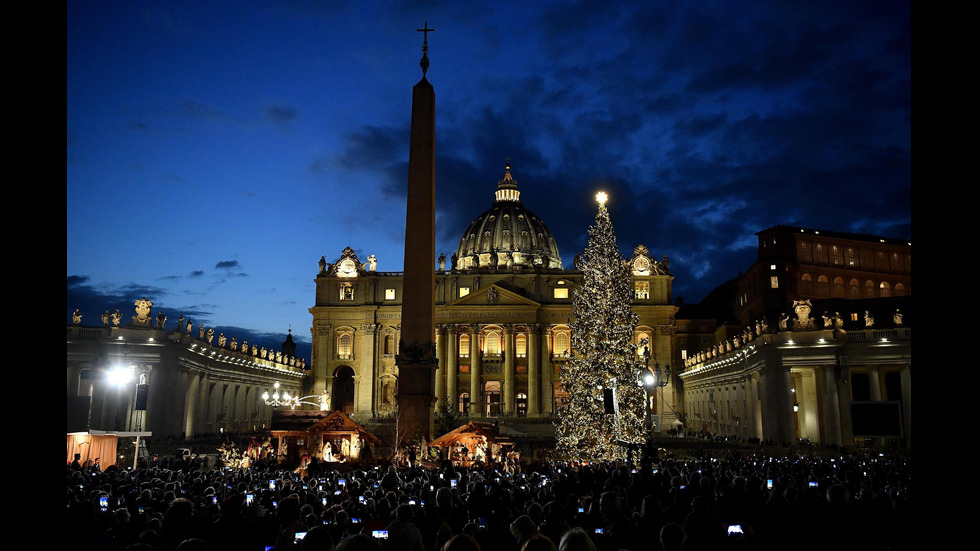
left=190, top=270, right=204, bottom=277
left=215, top=260, right=240, bottom=270
left=182, top=99, right=224, bottom=121
left=334, top=125, right=405, bottom=171
left=263, top=103, right=298, bottom=129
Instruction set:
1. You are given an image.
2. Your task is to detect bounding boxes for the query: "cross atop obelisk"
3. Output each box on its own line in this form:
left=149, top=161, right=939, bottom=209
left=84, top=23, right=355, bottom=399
left=417, top=22, right=434, bottom=76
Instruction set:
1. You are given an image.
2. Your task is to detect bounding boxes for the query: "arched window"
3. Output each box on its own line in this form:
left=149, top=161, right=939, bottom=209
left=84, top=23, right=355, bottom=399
left=515, top=334, right=527, bottom=358
left=554, top=331, right=570, bottom=357
left=516, top=393, right=528, bottom=417
left=832, top=277, right=845, bottom=298
left=865, top=280, right=876, bottom=298
left=636, top=332, right=651, bottom=357
left=799, top=273, right=814, bottom=296
left=337, top=331, right=354, bottom=359
left=894, top=283, right=906, bottom=296
left=485, top=331, right=501, bottom=356
left=848, top=279, right=861, bottom=299
left=879, top=281, right=891, bottom=297
left=816, top=275, right=830, bottom=298
left=383, top=335, right=393, bottom=355
left=459, top=334, right=470, bottom=358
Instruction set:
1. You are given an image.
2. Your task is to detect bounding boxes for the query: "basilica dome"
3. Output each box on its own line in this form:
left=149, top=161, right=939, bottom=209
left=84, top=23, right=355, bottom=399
left=454, top=165, right=563, bottom=271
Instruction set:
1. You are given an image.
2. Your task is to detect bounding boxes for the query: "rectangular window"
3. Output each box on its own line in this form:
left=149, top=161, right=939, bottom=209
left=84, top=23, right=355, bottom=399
left=459, top=287, right=470, bottom=297
left=459, top=365, right=470, bottom=373
left=385, top=288, right=396, bottom=300
left=635, top=281, right=649, bottom=299
left=770, top=276, right=779, bottom=288
left=553, top=288, right=568, bottom=299
left=340, top=283, right=354, bottom=301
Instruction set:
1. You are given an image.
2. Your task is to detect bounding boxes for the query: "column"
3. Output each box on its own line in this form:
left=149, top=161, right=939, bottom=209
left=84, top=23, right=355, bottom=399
left=183, top=371, right=199, bottom=437
left=541, top=327, right=553, bottom=414
left=528, top=324, right=540, bottom=416
left=435, top=325, right=446, bottom=411
left=503, top=324, right=515, bottom=414
left=868, top=365, right=882, bottom=400
left=314, top=323, right=332, bottom=394
left=821, top=364, right=842, bottom=446
left=357, top=324, right=379, bottom=415
left=469, top=324, right=482, bottom=416
left=447, top=326, right=458, bottom=410
left=799, top=369, right=818, bottom=441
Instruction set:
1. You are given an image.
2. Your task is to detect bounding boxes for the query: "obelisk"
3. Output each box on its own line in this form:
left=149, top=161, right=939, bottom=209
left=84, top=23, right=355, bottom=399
left=396, top=23, right=437, bottom=443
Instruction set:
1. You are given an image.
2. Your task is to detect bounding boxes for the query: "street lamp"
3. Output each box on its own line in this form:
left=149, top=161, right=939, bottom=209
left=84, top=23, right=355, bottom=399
left=262, top=382, right=322, bottom=410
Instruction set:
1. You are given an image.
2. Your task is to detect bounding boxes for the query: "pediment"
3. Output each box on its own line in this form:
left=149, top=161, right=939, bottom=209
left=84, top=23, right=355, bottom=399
left=445, top=284, right=540, bottom=308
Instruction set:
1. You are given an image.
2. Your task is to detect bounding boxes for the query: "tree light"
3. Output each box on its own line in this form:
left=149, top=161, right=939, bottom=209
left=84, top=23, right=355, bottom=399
left=595, top=191, right=608, bottom=206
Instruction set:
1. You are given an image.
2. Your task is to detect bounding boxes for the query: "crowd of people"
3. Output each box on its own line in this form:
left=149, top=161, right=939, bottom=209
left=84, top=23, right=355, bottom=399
left=67, top=450, right=910, bottom=551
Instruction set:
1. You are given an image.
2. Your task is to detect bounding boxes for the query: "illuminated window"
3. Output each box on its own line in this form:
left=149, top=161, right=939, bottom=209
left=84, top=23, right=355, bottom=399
left=797, top=241, right=812, bottom=263
left=516, top=393, right=528, bottom=417
left=554, top=331, right=570, bottom=357
left=831, top=245, right=844, bottom=266
left=459, top=334, right=470, bottom=357
left=459, top=287, right=470, bottom=297
left=458, top=393, right=470, bottom=414
left=553, top=288, right=569, bottom=299
left=516, top=334, right=527, bottom=358
left=485, top=331, right=501, bottom=356
left=385, top=288, right=396, bottom=300
left=340, top=283, right=354, bottom=301
left=458, top=364, right=469, bottom=373
left=337, top=331, right=354, bottom=359
left=800, top=273, right=813, bottom=296
left=636, top=332, right=651, bottom=357
left=850, top=312, right=859, bottom=322
left=816, top=275, right=830, bottom=298
left=814, top=244, right=828, bottom=264
left=770, top=264, right=777, bottom=271
left=879, top=282, right=891, bottom=297
left=635, top=281, right=649, bottom=299
left=770, top=276, right=779, bottom=289
left=832, top=277, right=845, bottom=298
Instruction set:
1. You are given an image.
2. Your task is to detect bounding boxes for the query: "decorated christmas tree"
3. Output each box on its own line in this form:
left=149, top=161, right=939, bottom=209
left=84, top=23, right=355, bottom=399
left=556, top=192, right=646, bottom=461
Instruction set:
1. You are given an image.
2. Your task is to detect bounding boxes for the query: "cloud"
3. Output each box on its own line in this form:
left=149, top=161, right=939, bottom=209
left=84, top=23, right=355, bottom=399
left=263, top=103, right=298, bottom=129
left=182, top=99, right=225, bottom=121
left=215, top=260, right=240, bottom=269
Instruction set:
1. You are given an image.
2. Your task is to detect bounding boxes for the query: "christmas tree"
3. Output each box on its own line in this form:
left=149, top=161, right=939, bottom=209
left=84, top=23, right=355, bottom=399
left=556, top=192, right=646, bottom=461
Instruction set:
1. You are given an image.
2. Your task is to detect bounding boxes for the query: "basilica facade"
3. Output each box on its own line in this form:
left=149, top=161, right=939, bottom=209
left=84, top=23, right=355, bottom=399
left=309, top=166, right=680, bottom=427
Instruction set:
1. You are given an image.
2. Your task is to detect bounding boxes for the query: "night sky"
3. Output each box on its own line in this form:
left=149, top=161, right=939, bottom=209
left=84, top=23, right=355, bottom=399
left=67, top=1, right=911, bottom=358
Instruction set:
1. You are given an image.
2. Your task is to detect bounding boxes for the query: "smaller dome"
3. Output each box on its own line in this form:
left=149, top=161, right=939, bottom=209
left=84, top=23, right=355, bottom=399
left=455, top=164, right=563, bottom=271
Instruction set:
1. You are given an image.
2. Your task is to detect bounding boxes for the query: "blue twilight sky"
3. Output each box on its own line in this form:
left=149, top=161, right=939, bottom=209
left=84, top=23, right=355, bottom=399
left=67, top=1, right=911, bottom=357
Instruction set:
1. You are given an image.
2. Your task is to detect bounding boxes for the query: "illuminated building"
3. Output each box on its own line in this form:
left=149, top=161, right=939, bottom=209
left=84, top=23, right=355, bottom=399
left=309, top=165, right=680, bottom=428
left=676, top=226, right=911, bottom=447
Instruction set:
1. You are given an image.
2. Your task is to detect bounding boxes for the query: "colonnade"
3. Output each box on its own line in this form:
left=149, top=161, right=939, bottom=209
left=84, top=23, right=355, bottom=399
left=434, top=323, right=561, bottom=417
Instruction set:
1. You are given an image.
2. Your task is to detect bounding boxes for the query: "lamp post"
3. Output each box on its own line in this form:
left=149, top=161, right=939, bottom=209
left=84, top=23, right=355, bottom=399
left=640, top=338, right=671, bottom=434
left=261, top=382, right=323, bottom=410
